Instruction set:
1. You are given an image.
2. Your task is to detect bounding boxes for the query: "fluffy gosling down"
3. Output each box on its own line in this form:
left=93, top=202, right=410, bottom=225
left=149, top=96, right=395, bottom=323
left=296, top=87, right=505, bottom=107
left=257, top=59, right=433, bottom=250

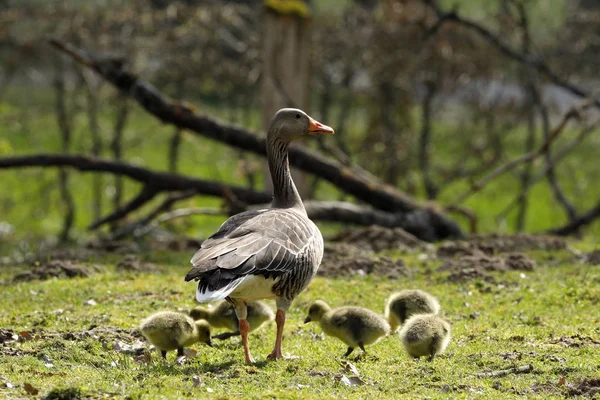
left=304, top=300, right=390, bottom=357
left=190, top=301, right=275, bottom=340
left=399, top=314, right=450, bottom=361
left=140, top=311, right=212, bottom=359
left=385, top=289, right=440, bottom=333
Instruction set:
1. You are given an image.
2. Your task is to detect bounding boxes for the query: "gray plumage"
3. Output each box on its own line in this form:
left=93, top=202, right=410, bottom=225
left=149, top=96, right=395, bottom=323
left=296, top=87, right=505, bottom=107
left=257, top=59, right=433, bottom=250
left=304, top=300, right=390, bottom=357
left=184, top=108, right=334, bottom=363
left=190, top=301, right=274, bottom=340
left=399, top=314, right=451, bottom=361
left=385, top=289, right=440, bottom=333
left=139, top=311, right=212, bottom=359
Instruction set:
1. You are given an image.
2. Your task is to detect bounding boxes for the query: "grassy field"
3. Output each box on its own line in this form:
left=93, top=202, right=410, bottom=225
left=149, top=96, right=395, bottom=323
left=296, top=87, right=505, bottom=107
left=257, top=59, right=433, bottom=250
left=0, top=240, right=599, bottom=399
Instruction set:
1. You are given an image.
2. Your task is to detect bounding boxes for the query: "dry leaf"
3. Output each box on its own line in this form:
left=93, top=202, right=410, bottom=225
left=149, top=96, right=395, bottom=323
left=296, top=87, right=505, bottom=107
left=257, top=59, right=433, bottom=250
left=40, top=354, right=52, bottom=363
left=134, top=352, right=152, bottom=364
left=0, top=377, right=14, bottom=389
left=206, top=387, right=214, bottom=393
left=183, top=348, right=197, bottom=358
left=335, top=374, right=353, bottom=386
left=18, top=331, right=33, bottom=341
left=191, top=375, right=201, bottom=388
left=347, top=376, right=367, bottom=386
left=335, top=374, right=366, bottom=386
left=23, top=383, right=39, bottom=395
left=558, top=377, right=566, bottom=386
left=175, top=355, right=187, bottom=365
left=341, top=360, right=360, bottom=376
left=83, top=299, right=97, bottom=306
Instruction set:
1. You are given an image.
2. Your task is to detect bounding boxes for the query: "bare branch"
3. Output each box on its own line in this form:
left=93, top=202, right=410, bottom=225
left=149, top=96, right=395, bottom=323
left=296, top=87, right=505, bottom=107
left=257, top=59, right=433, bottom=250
left=548, top=199, right=600, bottom=236
left=449, top=100, right=594, bottom=207
left=496, top=121, right=600, bottom=221
left=89, top=185, right=158, bottom=230
left=0, top=153, right=273, bottom=204
left=134, top=207, right=225, bottom=238
left=418, top=80, right=438, bottom=199
left=424, top=0, right=600, bottom=109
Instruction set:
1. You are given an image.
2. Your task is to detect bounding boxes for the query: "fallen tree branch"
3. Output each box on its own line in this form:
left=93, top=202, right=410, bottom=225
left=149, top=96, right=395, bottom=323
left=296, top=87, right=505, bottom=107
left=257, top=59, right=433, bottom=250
left=547, top=199, right=600, bottom=236
left=89, top=185, right=157, bottom=230
left=0, top=154, right=455, bottom=241
left=473, top=364, right=533, bottom=378
left=48, top=39, right=464, bottom=241
left=111, top=190, right=205, bottom=239
left=134, top=207, right=225, bottom=238
left=0, top=153, right=272, bottom=204
left=450, top=99, right=593, bottom=207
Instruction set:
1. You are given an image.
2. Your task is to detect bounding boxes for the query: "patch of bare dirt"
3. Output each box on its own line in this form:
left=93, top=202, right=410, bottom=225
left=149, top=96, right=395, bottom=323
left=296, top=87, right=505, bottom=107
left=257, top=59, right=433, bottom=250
left=565, top=378, right=600, bottom=397
left=437, top=233, right=566, bottom=258
left=330, top=225, right=427, bottom=252
left=115, top=255, right=161, bottom=273
left=61, top=327, right=143, bottom=342
left=582, top=250, right=600, bottom=265
left=12, top=260, right=103, bottom=282
left=548, top=334, right=600, bottom=348
left=438, top=253, right=536, bottom=283
left=318, top=243, right=408, bottom=279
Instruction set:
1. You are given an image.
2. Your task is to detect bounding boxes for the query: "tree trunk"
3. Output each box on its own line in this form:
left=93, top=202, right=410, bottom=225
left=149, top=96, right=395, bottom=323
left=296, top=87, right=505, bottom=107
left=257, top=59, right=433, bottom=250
left=261, top=4, right=312, bottom=198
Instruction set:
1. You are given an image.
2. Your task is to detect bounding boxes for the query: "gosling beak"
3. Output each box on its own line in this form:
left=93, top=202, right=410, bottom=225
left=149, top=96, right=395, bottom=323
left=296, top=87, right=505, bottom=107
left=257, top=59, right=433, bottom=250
left=304, top=317, right=311, bottom=324
left=307, top=117, right=334, bottom=136
left=206, top=339, right=213, bottom=347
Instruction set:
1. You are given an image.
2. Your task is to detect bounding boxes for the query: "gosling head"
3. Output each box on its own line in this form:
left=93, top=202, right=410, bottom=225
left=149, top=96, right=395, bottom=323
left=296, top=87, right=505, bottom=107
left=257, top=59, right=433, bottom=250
left=268, top=108, right=334, bottom=143
left=304, top=300, right=331, bottom=324
left=195, top=320, right=213, bottom=347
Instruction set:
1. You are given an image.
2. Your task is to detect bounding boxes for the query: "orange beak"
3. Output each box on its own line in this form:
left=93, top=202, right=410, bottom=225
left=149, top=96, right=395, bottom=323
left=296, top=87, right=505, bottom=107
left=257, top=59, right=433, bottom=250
left=307, top=117, right=334, bottom=136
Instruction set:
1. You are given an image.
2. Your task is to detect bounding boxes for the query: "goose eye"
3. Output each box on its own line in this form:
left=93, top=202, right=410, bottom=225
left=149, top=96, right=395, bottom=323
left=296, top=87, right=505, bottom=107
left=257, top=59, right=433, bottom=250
left=295, top=113, right=301, bottom=120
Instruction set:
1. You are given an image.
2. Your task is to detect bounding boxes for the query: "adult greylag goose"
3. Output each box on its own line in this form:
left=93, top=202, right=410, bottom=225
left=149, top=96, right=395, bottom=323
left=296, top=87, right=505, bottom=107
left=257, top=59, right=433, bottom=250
left=185, top=108, right=334, bottom=363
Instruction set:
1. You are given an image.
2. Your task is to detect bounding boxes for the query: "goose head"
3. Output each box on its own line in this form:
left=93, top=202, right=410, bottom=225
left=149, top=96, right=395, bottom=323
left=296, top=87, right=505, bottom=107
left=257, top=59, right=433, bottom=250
left=268, top=108, right=334, bottom=143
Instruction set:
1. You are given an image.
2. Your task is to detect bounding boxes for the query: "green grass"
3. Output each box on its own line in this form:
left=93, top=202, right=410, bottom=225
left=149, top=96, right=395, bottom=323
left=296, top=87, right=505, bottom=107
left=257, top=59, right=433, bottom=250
left=0, top=245, right=599, bottom=399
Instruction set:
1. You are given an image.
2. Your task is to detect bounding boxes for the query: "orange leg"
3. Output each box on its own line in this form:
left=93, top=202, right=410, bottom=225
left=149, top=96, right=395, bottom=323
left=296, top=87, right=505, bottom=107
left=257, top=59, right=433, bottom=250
left=267, top=309, right=285, bottom=360
left=239, top=318, right=255, bottom=364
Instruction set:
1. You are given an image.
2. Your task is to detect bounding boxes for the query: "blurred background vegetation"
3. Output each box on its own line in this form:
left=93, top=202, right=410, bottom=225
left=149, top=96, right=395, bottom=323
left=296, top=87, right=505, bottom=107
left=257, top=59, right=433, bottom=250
left=1, top=0, right=600, bottom=259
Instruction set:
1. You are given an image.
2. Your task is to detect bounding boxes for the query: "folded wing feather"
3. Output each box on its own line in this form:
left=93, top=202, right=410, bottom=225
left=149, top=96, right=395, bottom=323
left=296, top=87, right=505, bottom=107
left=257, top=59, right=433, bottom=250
left=185, top=209, right=315, bottom=300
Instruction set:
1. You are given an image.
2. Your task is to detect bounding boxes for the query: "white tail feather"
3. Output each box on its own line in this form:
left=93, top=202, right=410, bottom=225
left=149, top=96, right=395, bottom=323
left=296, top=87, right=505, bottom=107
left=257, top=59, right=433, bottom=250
left=195, top=278, right=244, bottom=302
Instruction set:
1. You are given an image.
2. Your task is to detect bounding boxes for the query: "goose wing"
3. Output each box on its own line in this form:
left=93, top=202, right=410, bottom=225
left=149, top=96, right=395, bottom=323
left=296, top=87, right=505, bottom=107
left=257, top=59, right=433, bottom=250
left=185, top=209, right=317, bottom=298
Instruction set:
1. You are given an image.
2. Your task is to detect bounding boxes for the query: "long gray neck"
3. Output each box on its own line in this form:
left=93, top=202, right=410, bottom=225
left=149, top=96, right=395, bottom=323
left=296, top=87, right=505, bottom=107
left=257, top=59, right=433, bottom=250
left=267, top=136, right=304, bottom=210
